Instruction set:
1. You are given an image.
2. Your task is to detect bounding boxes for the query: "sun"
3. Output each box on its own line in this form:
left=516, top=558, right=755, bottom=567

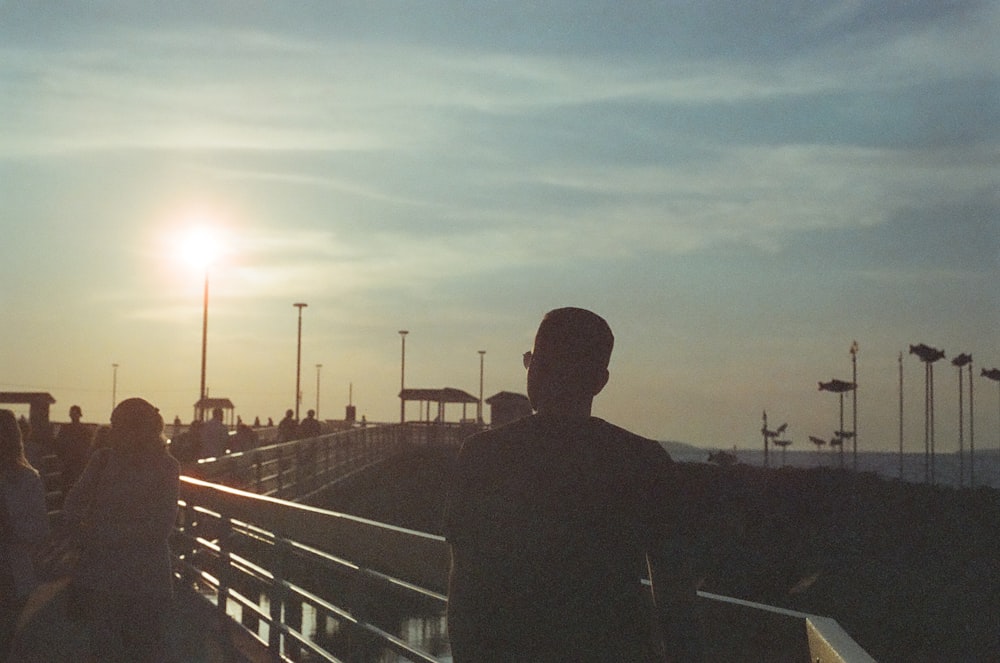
left=170, top=214, right=230, bottom=273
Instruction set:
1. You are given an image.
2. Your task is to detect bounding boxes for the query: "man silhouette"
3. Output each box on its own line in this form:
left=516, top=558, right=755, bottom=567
left=445, top=307, right=703, bottom=662
left=53, top=405, right=92, bottom=492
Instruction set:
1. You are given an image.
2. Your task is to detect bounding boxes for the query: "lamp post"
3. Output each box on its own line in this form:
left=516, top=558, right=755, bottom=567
left=850, top=340, right=859, bottom=471
left=478, top=350, right=486, bottom=424
left=111, top=363, right=119, bottom=414
left=198, top=271, right=210, bottom=421
left=294, top=303, right=308, bottom=421
left=315, top=363, right=323, bottom=420
left=952, top=353, right=972, bottom=487
left=399, top=330, right=408, bottom=423
left=910, top=343, right=945, bottom=483
left=819, top=379, right=856, bottom=469
left=983, top=369, right=1000, bottom=483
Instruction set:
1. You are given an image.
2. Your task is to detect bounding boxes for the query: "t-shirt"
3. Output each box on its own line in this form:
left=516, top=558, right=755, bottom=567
left=444, top=414, right=678, bottom=662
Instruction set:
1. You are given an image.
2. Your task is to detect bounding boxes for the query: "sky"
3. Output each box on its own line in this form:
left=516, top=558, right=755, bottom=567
left=1, top=2, right=998, bottom=455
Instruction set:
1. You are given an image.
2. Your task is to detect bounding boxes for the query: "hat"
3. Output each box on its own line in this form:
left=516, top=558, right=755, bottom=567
left=111, top=397, right=160, bottom=428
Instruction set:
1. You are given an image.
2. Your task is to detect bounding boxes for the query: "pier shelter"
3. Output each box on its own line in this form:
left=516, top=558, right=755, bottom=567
left=194, top=396, right=235, bottom=425
left=399, top=387, right=479, bottom=423
left=485, top=390, right=532, bottom=427
left=0, top=391, right=56, bottom=442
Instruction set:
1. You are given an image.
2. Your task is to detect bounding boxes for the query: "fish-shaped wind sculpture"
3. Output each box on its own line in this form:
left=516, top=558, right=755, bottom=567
left=909, top=343, right=945, bottom=363
left=952, top=353, right=973, bottom=368
left=982, top=367, right=1000, bottom=382
left=818, top=379, right=856, bottom=392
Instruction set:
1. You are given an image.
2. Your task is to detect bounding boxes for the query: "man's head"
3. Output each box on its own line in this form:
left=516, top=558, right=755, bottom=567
left=69, top=405, right=82, bottom=422
left=212, top=407, right=224, bottom=421
left=526, top=307, right=614, bottom=416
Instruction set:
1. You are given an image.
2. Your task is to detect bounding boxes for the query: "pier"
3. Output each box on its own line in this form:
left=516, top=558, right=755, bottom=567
left=15, top=422, right=874, bottom=662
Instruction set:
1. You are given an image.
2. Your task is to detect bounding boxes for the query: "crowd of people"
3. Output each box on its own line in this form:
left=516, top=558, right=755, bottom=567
left=0, top=400, right=333, bottom=661
left=2, top=307, right=705, bottom=661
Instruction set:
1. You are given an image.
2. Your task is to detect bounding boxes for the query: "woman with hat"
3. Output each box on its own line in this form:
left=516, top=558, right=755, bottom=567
left=62, top=397, right=180, bottom=663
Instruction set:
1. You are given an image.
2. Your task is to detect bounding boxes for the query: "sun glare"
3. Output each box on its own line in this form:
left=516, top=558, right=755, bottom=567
left=169, top=216, right=230, bottom=273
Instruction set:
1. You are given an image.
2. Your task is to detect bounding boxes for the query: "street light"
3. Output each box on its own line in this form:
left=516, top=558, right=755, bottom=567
left=315, top=364, right=323, bottom=420
left=199, top=270, right=209, bottom=421
left=399, top=330, right=408, bottom=423
left=478, top=350, right=486, bottom=424
left=952, top=353, right=972, bottom=487
left=111, top=363, right=119, bottom=414
left=294, top=303, right=308, bottom=420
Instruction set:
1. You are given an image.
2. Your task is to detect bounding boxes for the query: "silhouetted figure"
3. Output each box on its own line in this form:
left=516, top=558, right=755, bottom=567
left=169, top=421, right=201, bottom=463
left=445, top=308, right=704, bottom=662
left=200, top=407, right=229, bottom=458
left=253, top=416, right=261, bottom=428
left=0, top=409, right=50, bottom=660
left=54, top=404, right=93, bottom=494
left=277, top=409, right=298, bottom=442
left=62, top=397, right=179, bottom=663
left=231, top=422, right=259, bottom=453
left=298, top=409, right=321, bottom=438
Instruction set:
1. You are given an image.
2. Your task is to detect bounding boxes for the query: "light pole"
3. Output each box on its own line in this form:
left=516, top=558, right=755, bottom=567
left=983, top=369, right=1000, bottom=481
left=910, top=343, right=945, bottom=483
left=198, top=271, right=209, bottom=421
left=294, top=303, right=308, bottom=421
left=315, top=363, right=323, bottom=419
left=850, top=340, right=859, bottom=471
left=111, top=363, right=119, bottom=414
left=952, top=353, right=972, bottom=487
left=478, top=350, right=486, bottom=424
left=399, top=330, right=408, bottom=423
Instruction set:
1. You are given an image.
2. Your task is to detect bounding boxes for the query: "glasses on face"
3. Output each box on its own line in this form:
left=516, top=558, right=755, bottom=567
left=522, top=351, right=532, bottom=369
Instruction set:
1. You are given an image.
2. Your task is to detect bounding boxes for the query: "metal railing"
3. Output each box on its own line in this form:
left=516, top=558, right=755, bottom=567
left=173, top=475, right=451, bottom=662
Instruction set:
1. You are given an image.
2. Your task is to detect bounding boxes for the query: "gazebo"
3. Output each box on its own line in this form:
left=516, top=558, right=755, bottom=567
left=193, top=397, right=236, bottom=426
left=0, top=392, right=56, bottom=442
left=399, top=388, right=479, bottom=423
left=485, top=391, right=532, bottom=427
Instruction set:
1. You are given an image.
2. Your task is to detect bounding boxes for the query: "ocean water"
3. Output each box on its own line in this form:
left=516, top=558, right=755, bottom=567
left=671, top=446, right=1000, bottom=490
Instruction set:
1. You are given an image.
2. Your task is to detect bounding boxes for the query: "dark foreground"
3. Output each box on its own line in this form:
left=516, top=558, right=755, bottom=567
left=317, top=446, right=1000, bottom=663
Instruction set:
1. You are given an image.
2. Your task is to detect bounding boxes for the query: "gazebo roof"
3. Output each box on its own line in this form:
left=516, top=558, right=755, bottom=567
left=485, top=391, right=529, bottom=405
left=399, top=388, right=479, bottom=404
left=0, top=392, right=56, bottom=406
left=194, top=397, right=236, bottom=410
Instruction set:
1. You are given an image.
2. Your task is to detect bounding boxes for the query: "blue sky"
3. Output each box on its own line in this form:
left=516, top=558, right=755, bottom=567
left=1, top=1, right=997, bottom=454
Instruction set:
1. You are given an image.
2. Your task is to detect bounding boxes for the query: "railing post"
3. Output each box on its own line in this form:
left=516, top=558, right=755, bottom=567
left=268, top=538, right=287, bottom=660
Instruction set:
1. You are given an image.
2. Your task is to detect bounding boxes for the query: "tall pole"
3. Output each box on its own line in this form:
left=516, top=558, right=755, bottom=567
left=952, top=354, right=972, bottom=488
left=478, top=350, right=486, bottom=424
left=293, top=303, right=308, bottom=421
left=315, top=364, right=323, bottom=419
left=399, top=330, right=408, bottom=423
left=199, top=271, right=209, bottom=420
left=112, top=363, right=119, bottom=414
left=969, top=363, right=975, bottom=487
left=850, top=340, right=858, bottom=471
left=898, top=352, right=903, bottom=480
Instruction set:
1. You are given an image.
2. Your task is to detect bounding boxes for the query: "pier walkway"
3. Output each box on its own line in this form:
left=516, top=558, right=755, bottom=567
left=14, top=422, right=874, bottom=662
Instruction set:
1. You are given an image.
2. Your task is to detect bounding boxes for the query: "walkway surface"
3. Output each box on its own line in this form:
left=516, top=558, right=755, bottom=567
left=10, top=579, right=269, bottom=663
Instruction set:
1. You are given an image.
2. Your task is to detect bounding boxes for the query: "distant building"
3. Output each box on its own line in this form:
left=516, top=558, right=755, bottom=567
left=485, top=391, right=532, bottom=428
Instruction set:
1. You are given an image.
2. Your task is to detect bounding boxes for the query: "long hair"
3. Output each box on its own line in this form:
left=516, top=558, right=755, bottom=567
left=0, top=408, right=35, bottom=476
left=110, top=398, right=167, bottom=456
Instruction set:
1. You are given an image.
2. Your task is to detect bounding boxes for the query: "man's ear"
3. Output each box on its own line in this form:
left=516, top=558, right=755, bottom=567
left=591, top=368, right=610, bottom=396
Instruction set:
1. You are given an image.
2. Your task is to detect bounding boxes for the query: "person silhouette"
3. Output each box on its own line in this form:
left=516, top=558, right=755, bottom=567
left=54, top=405, right=93, bottom=494
left=445, top=308, right=704, bottom=662
left=298, top=409, right=321, bottom=438
left=0, top=409, right=50, bottom=660
left=277, top=409, right=298, bottom=442
left=199, top=407, right=229, bottom=458
left=62, top=397, right=179, bottom=663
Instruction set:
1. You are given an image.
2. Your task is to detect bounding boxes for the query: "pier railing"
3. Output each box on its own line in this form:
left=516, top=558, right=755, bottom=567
left=172, top=423, right=875, bottom=662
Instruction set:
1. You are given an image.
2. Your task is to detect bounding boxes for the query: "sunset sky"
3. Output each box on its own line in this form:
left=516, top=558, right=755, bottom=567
left=1, top=2, right=997, bottom=454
